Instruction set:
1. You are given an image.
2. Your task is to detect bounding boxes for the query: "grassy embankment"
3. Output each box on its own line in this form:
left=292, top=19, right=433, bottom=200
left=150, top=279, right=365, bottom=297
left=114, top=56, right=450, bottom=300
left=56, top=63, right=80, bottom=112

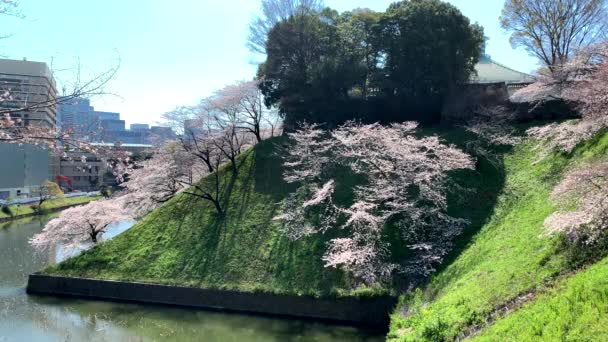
left=0, top=196, right=99, bottom=220
left=388, top=130, right=608, bottom=341
left=44, top=127, right=608, bottom=338
left=44, top=129, right=503, bottom=298
left=46, top=138, right=358, bottom=296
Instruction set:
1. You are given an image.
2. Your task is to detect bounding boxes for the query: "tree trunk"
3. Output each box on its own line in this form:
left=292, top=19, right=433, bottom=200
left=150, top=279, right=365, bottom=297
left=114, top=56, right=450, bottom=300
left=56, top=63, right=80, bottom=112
left=254, top=124, right=262, bottom=142
left=230, top=157, right=238, bottom=175
left=211, top=199, right=224, bottom=217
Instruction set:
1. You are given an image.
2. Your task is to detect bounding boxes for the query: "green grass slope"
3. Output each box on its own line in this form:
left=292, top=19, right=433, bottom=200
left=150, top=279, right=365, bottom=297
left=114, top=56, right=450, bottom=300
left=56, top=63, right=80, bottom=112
left=472, top=255, right=608, bottom=341
left=45, top=129, right=504, bottom=298
left=45, top=127, right=608, bottom=338
left=388, top=130, right=608, bottom=341
left=46, top=138, right=360, bottom=297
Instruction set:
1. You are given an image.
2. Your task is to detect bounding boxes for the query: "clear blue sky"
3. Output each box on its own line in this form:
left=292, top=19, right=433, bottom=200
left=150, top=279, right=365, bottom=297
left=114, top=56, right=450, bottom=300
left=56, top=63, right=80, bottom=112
left=1, top=0, right=538, bottom=126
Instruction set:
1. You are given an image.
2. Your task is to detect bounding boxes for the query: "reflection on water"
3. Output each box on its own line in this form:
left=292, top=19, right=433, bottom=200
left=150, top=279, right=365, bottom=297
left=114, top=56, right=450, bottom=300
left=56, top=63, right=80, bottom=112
left=54, top=220, right=136, bottom=263
left=0, top=215, right=383, bottom=341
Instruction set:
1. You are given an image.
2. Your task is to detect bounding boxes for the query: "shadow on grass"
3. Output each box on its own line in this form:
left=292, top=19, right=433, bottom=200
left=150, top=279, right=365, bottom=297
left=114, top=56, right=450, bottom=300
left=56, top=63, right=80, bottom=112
left=414, top=128, right=511, bottom=290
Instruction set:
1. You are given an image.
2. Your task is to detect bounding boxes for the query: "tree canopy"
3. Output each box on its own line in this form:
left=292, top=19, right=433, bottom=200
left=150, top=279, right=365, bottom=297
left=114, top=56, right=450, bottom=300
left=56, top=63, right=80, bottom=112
left=257, top=0, right=484, bottom=129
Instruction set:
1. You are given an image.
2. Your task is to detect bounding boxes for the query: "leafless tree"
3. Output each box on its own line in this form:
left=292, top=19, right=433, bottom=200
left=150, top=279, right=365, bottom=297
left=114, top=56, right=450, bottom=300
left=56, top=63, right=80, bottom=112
left=182, top=136, right=228, bottom=216
left=247, top=0, right=325, bottom=54
left=500, top=0, right=608, bottom=71
left=0, top=0, right=22, bottom=18
left=0, top=0, right=24, bottom=41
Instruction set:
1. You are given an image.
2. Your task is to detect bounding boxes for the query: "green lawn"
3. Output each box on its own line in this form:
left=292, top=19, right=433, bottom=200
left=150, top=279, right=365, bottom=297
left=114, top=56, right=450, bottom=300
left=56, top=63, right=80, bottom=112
left=388, top=130, right=608, bottom=341
left=472, top=255, right=608, bottom=341
left=0, top=196, right=99, bottom=219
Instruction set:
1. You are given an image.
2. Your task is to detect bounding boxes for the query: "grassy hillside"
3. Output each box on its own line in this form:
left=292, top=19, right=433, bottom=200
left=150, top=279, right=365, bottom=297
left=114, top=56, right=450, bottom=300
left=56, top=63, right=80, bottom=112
left=45, top=129, right=505, bottom=298
left=46, top=138, right=361, bottom=297
left=472, top=255, right=608, bottom=341
left=388, top=131, right=608, bottom=341
left=45, top=127, right=608, bottom=338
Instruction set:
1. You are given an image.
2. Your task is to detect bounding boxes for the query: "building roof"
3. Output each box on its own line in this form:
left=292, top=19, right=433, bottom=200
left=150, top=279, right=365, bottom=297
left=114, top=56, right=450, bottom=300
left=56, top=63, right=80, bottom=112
left=0, top=58, right=53, bottom=79
left=471, top=58, right=535, bottom=84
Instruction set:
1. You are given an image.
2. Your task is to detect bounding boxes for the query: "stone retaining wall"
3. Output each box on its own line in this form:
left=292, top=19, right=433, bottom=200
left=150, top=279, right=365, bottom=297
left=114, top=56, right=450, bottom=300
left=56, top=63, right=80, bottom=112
left=27, top=274, right=397, bottom=327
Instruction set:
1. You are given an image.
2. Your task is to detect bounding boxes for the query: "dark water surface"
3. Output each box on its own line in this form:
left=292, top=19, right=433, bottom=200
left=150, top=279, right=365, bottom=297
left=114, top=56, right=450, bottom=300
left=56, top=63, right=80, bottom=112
left=0, top=215, right=384, bottom=341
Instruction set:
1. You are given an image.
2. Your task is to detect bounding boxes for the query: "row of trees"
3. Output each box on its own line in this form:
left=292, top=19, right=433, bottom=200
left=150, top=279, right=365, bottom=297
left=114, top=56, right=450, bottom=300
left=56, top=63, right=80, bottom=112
left=253, top=0, right=484, bottom=129
left=162, top=79, right=281, bottom=215
left=30, top=79, right=282, bottom=250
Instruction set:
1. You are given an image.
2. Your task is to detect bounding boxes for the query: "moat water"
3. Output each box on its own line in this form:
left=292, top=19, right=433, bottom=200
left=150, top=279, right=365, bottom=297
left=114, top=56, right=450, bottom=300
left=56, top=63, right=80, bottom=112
left=0, top=214, right=383, bottom=341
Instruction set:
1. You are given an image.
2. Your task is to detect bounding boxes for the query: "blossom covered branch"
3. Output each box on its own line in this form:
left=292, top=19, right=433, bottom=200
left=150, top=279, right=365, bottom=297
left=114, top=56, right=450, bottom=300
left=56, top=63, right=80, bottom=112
left=275, top=121, right=475, bottom=284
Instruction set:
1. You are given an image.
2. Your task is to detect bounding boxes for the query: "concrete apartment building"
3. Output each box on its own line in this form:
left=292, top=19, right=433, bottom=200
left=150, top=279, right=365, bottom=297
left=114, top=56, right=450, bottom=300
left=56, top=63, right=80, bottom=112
left=58, top=143, right=153, bottom=192
left=0, top=58, right=59, bottom=199
left=0, top=58, right=58, bottom=129
left=0, top=143, right=53, bottom=199
left=59, top=151, right=105, bottom=192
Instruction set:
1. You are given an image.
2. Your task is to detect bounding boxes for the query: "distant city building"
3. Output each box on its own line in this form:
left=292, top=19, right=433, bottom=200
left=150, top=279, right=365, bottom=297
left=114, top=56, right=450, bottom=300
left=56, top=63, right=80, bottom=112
left=100, top=119, right=125, bottom=132
left=102, top=130, right=149, bottom=145
left=58, top=98, right=97, bottom=140
left=58, top=99, right=123, bottom=142
left=58, top=100, right=175, bottom=146
left=95, top=111, right=120, bottom=121
left=0, top=58, right=58, bottom=129
left=0, top=58, right=58, bottom=199
left=130, top=123, right=149, bottom=131
left=59, top=151, right=104, bottom=192
left=89, top=142, right=153, bottom=156
left=149, top=126, right=176, bottom=146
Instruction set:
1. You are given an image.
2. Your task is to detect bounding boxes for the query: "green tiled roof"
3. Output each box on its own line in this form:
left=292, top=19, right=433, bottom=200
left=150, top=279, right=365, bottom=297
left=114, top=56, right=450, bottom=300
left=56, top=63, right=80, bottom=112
left=471, top=58, right=535, bottom=84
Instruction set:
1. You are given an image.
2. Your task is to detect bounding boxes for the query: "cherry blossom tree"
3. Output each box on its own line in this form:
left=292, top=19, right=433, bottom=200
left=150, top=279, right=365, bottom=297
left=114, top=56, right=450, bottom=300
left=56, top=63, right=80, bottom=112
left=523, top=43, right=608, bottom=155
left=544, top=161, right=608, bottom=244
left=181, top=140, right=231, bottom=216
left=30, top=199, right=131, bottom=251
left=117, top=142, right=205, bottom=219
left=159, top=79, right=284, bottom=215
left=212, top=79, right=280, bottom=143
left=275, top=121, right=475, bottom=284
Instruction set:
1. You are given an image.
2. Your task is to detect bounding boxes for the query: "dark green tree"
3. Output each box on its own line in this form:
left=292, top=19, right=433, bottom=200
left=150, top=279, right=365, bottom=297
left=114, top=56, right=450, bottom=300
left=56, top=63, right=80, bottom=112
left=259, top=9, right=363, bottom=129
left=336, top=8, right=381, bottom=99
left=375, top=0, right=484, bottom=122
left=259, top=0, right=484, bottom=128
